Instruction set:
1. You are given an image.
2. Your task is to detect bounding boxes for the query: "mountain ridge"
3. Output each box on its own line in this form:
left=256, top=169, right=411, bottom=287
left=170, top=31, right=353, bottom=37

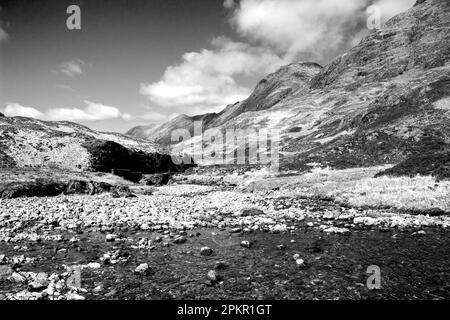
left=127, top=0, right=449, bottom=174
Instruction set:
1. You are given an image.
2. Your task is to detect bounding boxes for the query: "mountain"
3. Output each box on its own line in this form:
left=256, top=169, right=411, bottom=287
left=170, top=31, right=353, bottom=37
left=127, top=62, right=323, bottom=146
left=125, top=123, right=159, bottom=140
left=129, top=0, right=449, bottom=173
left=0, top=116, right=186, bottom=174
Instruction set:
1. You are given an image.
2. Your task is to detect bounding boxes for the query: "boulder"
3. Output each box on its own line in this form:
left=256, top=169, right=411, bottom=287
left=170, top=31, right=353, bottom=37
left=140, top=173, right=171, bottom=186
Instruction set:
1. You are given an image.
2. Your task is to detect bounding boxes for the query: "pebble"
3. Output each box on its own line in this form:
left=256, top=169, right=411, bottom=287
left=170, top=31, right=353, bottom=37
left=200, top=247, right=213, bottom=256
left=207, top=270, right=222, bottom=283
left=173, top=236, right=187, bottom=244
left=214, top=261, right=226, bottom=270
left=134, top=263, right=153, bottom=276
left=66, top=293, right=85, bottom=300
left=87, top=262, right=101, bottom=269
left=240, top=241, right=253, bottom=248
left=0, top=265, right=13, bottom=280
left=105, top=234, right=117, bottom=242
left=28, top=272, right=49, bottom=292
left=295, top=259, right=306, bottom=268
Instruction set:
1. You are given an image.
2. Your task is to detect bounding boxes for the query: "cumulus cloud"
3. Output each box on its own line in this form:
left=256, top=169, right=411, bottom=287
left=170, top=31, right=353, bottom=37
left=231, top=0, right=415, bottom=62
left=47, top=101, right=131, bottom=122
left=3, top=103, right=44, bottom=118
left=58, top=59, right=86, bottom=77
left=231, top=0, right=364, bottom=62
left=140, top=37, right=286, bottom=114
left=2, top=101, right=131, bottom=122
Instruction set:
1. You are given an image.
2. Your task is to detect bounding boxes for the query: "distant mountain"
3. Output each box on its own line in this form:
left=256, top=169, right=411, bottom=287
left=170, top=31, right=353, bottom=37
left=130, top=0, right=450, bottom=172
left=127, top=62, right=323, bottom=146
left=125, top=123, right=159, bottom=140
left=0, top=116, right=186, bottom=174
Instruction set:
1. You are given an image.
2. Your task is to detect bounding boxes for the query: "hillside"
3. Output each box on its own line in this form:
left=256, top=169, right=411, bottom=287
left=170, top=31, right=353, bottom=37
left=0, top=115, right=185, bottom=174
left=127, top=0, right=450, bottom=175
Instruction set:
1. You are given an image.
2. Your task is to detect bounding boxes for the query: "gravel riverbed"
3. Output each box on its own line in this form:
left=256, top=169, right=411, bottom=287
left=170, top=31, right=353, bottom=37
left=0, top=184, right=449, bottom=300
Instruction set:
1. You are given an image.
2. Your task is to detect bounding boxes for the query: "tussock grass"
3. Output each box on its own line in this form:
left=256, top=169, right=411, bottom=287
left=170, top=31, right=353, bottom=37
left=290, top=167, right=450, bottom=212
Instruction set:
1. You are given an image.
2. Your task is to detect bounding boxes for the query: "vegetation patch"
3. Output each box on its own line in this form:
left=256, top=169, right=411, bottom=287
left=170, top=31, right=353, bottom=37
left=375, top=150, right=450, bottom=181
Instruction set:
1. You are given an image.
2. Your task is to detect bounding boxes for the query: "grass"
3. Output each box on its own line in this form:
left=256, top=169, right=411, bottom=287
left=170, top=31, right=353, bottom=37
left=286, top=166, right=450, bottom=212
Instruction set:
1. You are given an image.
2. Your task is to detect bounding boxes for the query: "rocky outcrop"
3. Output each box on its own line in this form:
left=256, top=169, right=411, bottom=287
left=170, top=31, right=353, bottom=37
left=83, top=139, right=190, bottom=174
left=0, top=115, right=194, bottom=174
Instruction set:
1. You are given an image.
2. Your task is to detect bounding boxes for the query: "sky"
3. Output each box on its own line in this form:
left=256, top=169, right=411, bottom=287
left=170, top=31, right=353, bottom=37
left=0, top=0, right=415, bottom=133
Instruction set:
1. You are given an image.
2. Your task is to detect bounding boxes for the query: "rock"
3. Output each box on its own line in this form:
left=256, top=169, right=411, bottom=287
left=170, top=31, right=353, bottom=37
left=66, top=293, right=85, bottom=300
left=87, top=262, right=101, bottom=269
left=295, top=259, right=306, bottom=268
left=105, top=234, right=118, bottom=242
left=0, top=265, right=13, bottom=280
left=10, top=272, right=26, bottom=283
left=28, top=272, right=49, bottom=292
left=323, top=227, right=350, bottom=235
left=230, top=227, right=242, bottom=234
left=214, top=261, right=227, bottom=270
left=200, top=247, right=213, bottom=256
left=140, top=223, right=150, bottom=231
left=272, top=224, right=288, bottom=233
left=412, top=230, right=426, bottom=237
left=240, top=241, right=253, bottom=249
left=323, top=212, right=335, bottom=220
left=104, top=289, right=117, bottom=297
left=293, top=253, right=300, bottom=260
left=173, top=236, right=187, bottom=244
left=276, top=244, right=287, bottom=251
left=237, top=208, right=264, bottom=217
left=206, top=270, right=222, bottom=283
left=134, top=263, right=154, bottom=276
left=140, top=173, right=171, bottom=186
left=93, top=285, right=103, bottom=293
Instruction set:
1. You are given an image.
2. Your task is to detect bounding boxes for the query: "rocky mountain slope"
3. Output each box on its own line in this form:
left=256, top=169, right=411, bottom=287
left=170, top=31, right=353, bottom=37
left=0, top=115, right=185, bottom=174
left=127, top=0, right=450, bottom=175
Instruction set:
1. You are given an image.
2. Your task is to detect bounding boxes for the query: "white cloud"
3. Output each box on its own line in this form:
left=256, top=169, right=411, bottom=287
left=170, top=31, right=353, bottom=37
left=231, top=0, right=368, bottom=62
left=140, top=37, right=286, bottom=114
left=2, top=101, right=131, bottom=122
left=47, top=100, right=131, bottom=122
left=59, top=59, right=86, bottom=77
left=3, top=103, right=44, bottom=118
left=230, top=0, right=415, bottom=62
